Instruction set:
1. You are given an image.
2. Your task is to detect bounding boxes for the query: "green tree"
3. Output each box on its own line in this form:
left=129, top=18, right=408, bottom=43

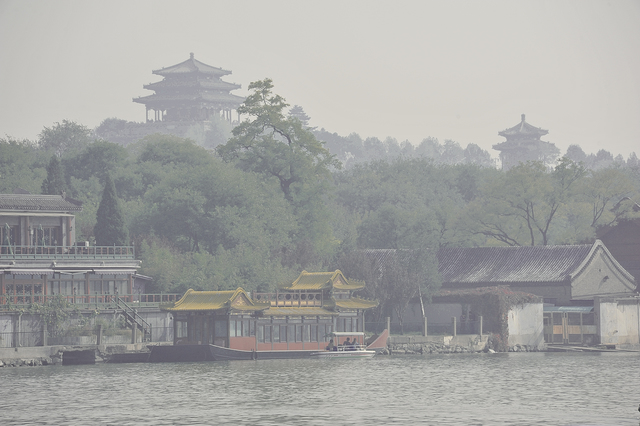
left=64, top=140, right=128, bottom=184
left=338, top=249, right=440, bottom=328
left=94, top=173, right=128, bottom=246
left=0, top=136, right=46, bottom=193
left=41, top=155, right=67, bottom=195
left=217, top=79, right=340, bottom=203
left=38, top=120, right=92, bottom=157
left=465, top=159, right=585, bottom=246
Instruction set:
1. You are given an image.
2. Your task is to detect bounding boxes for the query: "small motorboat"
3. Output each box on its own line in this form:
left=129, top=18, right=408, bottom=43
left=310, top=332, right=376, bottom=358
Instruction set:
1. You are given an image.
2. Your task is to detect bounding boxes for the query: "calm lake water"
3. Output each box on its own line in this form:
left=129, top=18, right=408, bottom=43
left=1, top=352, right=639, bottom=425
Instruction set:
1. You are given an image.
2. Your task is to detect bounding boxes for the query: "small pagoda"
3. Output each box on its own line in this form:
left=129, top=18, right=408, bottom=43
left=133, top=53, right=244, bottom=123
left=493, top=114, right=559, bottom=170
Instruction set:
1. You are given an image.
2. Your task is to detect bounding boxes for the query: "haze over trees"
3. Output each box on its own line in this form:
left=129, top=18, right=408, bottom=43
left=1, top=81, right=639, bottom=315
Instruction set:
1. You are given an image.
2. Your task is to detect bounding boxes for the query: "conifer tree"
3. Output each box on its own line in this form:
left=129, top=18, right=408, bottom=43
left=94, top=173, right=128, bottom=246
left=41, top=155, right=66, bottom=195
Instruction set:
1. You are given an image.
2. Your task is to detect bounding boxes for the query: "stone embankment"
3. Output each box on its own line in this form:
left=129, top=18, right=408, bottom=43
left=0, top=356, right=58, bottom=367
left=383, top=334, right=540, bottom=355
left=0, top=343, right=153, bottom=367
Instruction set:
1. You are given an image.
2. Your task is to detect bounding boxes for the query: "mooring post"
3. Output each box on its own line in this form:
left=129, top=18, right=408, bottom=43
left=386, top=316, right=391, bottom=335
left=42, top=323, right=47, bottom=347
left=132, top=323, right=137, bottom=344
left=479, top=316, right=483, bottom=337
left=423, top=316, right=428, bottom=337
left=96, top=324, right=103, bottom=346
left=452, top=316, right=457, bottom=337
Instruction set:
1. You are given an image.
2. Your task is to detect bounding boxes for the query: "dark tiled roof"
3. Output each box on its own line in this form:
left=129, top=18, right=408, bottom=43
left=0, top=194, right=83, bottom=212
left=133, top=92, right=244, bottom=106
left=438, top=244, right=593, bottom=284
left=152, top=53, right=231, bottom=78
left=498, top=114, right=548, bottom=138
left=144, top=78, right=241, bottom=92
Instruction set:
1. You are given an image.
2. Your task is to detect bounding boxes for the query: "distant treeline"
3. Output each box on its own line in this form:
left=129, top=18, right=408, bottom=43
left=2, top=83, right=639, bottom=321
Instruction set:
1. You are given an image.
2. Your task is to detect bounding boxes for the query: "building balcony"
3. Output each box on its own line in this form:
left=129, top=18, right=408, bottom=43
left=0, top=245, right=135, bottom=260
left=253, top=292, right=324, bottom=307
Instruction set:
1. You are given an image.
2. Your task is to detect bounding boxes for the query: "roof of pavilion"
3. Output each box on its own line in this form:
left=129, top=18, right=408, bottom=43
left=0, top=193, right=83, bottom=212
left=144, top=78, right=241, bottom=92
left=133, top=91, right=245, bottom=107
left=498, top=114, right=548, bottom=138
left=160, top=288, right=270, bottom=312
left=279, top=270, right=366, bottom=291
left=153, top=53, right=232, bottom=78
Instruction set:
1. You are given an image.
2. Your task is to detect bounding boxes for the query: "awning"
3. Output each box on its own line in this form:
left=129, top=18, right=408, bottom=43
left=0, top=212, right=75, bottom=217
left=3, top=269, right=54, bottom=275
left=92, top=269, right=137, bottom=275
left=56, top=270, right=91, bottom=275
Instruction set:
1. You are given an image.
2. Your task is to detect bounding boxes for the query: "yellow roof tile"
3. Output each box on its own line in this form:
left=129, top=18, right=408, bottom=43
left=160, top=288, right=268, bottom=312
left=333, top=297, right=378, bottom=310
left=280, top=270, right=365, bottom=291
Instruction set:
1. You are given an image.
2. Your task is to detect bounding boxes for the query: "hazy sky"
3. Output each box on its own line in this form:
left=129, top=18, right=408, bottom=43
left=1, top=0, right=639, bottom=159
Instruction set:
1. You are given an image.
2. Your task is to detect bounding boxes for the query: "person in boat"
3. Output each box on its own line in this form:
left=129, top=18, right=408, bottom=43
left=326, top=339, right=335, bottom=351
left=351, top=338, right=358, bottom=350
left=343, top=338, right=351, bottom=349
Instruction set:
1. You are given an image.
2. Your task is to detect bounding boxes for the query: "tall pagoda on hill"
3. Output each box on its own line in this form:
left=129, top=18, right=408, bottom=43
left=133, top=53, right=244, bottom=123
left=493, top=114, right=559, bottom=170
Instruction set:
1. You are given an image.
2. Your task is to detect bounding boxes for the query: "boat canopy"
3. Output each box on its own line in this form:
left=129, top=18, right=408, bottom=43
left=329, top=332, right=365, bottom=337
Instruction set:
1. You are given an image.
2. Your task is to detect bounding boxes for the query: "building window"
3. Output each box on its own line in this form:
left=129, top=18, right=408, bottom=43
left=32, top=226, right=60, bottom=246
left=0, top=225, right=18, bottom=249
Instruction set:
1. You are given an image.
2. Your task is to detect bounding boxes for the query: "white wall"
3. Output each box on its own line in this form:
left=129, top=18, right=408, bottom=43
left=596, top=297, right=640, bottom=346
left=507, top=303, right=544, bottom=349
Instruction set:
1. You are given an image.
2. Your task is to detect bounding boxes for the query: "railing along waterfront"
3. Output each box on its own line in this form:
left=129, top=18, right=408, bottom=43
left=253, top=292, right=323, bottom=307
left=0, top=245, right=135, bottom=259
left=0, top=293, right=181, bottom=309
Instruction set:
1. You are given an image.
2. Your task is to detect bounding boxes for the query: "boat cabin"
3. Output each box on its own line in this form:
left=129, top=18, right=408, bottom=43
left=160, top=270, right=378, bottom=352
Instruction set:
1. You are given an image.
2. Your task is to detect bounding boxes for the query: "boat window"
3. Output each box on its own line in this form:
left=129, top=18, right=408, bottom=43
left=280, top=325, right=287, bottom=342
left=265, top=326, right=272, bottom=343
left=257, top=325, right=264, bottom=343
left=310, top=325, right=318, bottom=342
left=288, top=325, right=295, bottom=342
left=296, top=325, right=302, bottom=342
left=229, top=320, right=237, bottom=337
left=273, top=324, right=280, bottom=342
left=214, top=320, right=227, bottom=338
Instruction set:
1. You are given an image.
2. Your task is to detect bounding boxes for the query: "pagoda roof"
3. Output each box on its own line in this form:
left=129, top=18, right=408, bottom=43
left=280, top=270, right=366, bottom=291
left=133, top=91, right=245, bottom=107
left=153, top=53, right=232, bottom=78
left=498, top=114, right=548, bottom=138
left=0, top=194, right=82, bottom=212
left=144, top=78, right=241, bottom=92
left=160, top=288, right=269, bottom=312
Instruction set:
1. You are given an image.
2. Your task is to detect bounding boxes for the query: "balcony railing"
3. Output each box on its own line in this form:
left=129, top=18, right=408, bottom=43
left=253, top=292, right=324, bottom=307
left=0, top=293, right=181, bottom=309
left=0, top=245, right=135, bottom=260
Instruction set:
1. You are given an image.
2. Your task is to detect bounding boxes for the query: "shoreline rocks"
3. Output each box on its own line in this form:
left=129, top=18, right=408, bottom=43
left=385, top=342, right=540, bottom=355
